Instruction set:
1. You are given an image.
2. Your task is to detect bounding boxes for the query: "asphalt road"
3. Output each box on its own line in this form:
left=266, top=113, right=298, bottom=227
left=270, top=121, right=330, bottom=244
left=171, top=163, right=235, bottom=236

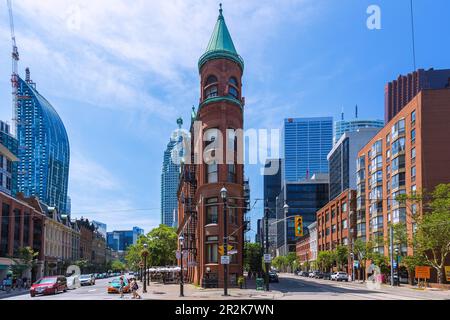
left=270, top=274, right=450, bottom=300
left=4, top=273, right=449, bottom=300
left=4, top=277, right=134, bottom=301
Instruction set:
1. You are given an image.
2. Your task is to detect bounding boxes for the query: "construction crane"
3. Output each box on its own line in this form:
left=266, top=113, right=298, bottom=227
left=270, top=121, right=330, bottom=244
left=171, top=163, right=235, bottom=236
left=7, top=0, right=19, bottom=137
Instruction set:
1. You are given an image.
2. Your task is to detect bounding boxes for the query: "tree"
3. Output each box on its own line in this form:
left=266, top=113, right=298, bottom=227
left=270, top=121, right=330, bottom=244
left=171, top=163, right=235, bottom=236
left=10, top=247, right=39, bottom=278
left=401, top=254, right=429, bottom=285
left=272, top=256, right=288, bottom=272
left=75, top=260, right=89, bottom=273
left=111, top=260, right=125, bottom=272
left=317, top=251, right=335, bottom=273
left=335, top=245, right=349, bottom=271
left=126, top=225, right=178, bottom=268
left=413, top=184, right=450, bottom=284
left=353, top=239, right=374, bottom=282
left=244, top=242, right=263, bottom=274
left=286, top=252, right=297, bottom=273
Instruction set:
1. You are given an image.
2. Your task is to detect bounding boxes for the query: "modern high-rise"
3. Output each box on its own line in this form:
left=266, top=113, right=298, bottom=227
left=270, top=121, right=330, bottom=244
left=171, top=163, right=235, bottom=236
left=283, top=117, right=333, bottom=182
left=357, top=88, right=450, bottom=266
left=161, top=119, right=183, bottom=227
left=334, top=118, right=384, bottom=145
left=0, top=121, right=18, bottom=197
left=263, top=159, right=282, bottom=219
left=16, top=70, right=70, bottom=213
left=276, top=174, right=329, bottom=255
left=385, top=68, right=450, bottom=122
left=177, top=5, right=245, bottom=288
left=328, top=128, right=381, bottom=201
left=92, top=220, right=107, bottom=238
left=106, top=227, right=144, bottom=252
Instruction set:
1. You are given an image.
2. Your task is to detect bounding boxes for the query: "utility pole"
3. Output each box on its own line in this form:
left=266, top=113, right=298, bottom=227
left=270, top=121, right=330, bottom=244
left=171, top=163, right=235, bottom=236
left=390, top=225, right=394, bottom=286
left=221, top=187, right=229, bottom=296
left=265, top=200, right=270, bottom=291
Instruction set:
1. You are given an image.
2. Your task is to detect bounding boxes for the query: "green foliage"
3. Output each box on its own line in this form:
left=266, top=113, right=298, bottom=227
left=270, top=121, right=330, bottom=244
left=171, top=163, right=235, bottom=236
left=271, top=256, right=288, bottom=272
left=317, top=251, right=335, bottom=272
left=10, top=247, right=39, bottom=277
left=244, top=242, right=262, bottom=273
left=335, top=245, right=349, bottom=271
left=126, top=225, right=178, bottom=269
left=111, top=260, right=125, bottom=272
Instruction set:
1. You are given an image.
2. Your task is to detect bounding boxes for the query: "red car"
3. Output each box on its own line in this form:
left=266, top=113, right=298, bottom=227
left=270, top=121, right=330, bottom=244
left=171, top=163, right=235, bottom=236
left=30, top=276, right=68, bottom=297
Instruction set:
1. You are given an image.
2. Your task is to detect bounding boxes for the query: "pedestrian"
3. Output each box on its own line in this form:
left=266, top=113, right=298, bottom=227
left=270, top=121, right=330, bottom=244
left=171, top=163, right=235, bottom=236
left=131, top=278, right=141, bottom=299
left=119, top=276, right=125, bottom=298
left=4, top=276, right=12, bottom=293
left=22, top=277, right=28, bottom=289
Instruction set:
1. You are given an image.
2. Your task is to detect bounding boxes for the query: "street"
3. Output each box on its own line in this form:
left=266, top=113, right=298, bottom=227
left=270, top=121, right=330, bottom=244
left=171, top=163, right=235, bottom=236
left=3, top=273, right=449, bottom=301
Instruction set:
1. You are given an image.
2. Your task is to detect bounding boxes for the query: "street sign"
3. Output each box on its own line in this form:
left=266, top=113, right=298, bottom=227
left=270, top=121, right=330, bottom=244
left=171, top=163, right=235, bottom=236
left=229, top=249, right=238, bottom=255
left=218, top=245, right=234, bottom=256
left=393, top=261, right=397, bottom=268
left=221, top=256, right=230, bottom=265
left=415, top=266, right=431, bottom=279
left=264, top=254, right=272, bottom=263
left=176, top=251, right=181, bottom=260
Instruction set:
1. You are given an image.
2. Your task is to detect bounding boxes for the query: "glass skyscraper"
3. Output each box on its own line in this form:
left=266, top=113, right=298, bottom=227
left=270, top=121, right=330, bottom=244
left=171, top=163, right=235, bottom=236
left=107, top=227, right=144, bottom=252
left=16, top=74, right=70, bottom=213
left=0, top=121, right=18, bottom=196
left=283, top=117, right=333, bottom=182
left=334, top=119, right=384, bottom=145
left=161, top=119, right=184, bottom=227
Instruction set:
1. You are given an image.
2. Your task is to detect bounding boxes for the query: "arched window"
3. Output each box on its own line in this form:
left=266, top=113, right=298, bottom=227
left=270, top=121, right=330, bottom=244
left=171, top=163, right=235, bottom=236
left=206, top=75, right=218, bottom=85
left=204, top=75, right=219, bottom=99
left=228, top=77, right=239, bottom=99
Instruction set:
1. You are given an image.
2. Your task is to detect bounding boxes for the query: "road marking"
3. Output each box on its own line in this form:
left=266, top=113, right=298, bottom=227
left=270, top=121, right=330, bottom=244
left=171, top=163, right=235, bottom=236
left=88, top=289, right=97, bottom=292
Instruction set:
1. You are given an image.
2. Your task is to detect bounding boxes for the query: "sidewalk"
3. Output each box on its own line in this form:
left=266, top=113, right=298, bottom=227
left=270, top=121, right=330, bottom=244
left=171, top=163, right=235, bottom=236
left=0, top=288, right=29, bottom=300
left=136, top=280, right=284, bottom=300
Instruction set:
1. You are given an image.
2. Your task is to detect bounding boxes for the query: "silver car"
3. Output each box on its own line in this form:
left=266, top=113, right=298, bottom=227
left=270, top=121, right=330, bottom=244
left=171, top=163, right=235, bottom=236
left=79, top=274, right=95, bottom=286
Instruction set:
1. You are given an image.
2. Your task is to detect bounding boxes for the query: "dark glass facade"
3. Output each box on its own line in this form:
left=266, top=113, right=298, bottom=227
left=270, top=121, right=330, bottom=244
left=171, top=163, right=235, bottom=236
left=263, top=159, right=281, bottom=219
left=276, top=181, right=329, bottom=253
left=329, top=137, right=350, bottom=201
left=16, top=77, right=70, bottom=213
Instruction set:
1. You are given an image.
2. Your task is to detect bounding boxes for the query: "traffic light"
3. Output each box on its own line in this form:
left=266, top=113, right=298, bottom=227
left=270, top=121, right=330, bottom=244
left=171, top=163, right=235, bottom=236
left=295, top=216, right=303, bottom=237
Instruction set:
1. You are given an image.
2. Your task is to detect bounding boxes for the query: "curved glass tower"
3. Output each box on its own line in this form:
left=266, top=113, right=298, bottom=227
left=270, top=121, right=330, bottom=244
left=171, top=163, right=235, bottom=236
left=16, top=74, right=70, bottom=213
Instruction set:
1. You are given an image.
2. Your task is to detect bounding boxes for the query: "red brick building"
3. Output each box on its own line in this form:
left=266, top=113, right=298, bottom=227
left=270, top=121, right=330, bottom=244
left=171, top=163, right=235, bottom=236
left=357, top=88, right=450, bottom=270
left=317, top=190, right=356, bottom=274
left=177, top=6, right=245, bottom=288
left=384, top=68, right=450, bottom=122
left=296, top=235, right=311, bottom=268
left=0, top=192, right=45, bottom=281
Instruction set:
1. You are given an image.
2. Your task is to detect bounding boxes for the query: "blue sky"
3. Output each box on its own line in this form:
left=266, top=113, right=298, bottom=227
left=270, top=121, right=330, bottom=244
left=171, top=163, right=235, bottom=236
left=0, top=0, right=449, bottom=237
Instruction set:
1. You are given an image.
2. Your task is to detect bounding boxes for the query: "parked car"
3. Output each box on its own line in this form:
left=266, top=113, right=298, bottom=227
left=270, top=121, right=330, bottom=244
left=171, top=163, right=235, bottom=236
left=301, top=271, right=309, bottom=277
left=268, top=272, right=279, bottom=283
left=30, top=276, right=67, bottom=297
left=323, top=272, right=332, bottom=280
left=107, top=278, right=130, bottom=294
left=308, top=271, right=316, bottom=278
left=332, top=272, right=349, bottom=282
left=314, top=272, right=324, bottom=279
left=79, top=274, right=96, bottom=286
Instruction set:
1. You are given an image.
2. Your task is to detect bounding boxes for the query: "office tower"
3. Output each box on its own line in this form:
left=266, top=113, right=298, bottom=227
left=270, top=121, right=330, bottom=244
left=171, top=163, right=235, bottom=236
left=283, top=117, right=333, bottom=182
left=16, top=70, right=70, bottom=213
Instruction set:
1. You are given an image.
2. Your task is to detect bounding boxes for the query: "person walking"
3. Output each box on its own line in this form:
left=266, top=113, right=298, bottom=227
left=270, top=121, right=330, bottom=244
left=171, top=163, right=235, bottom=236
left=131, top=278, right=141, bottom=299
left=119, top=276, right=125, bottom=298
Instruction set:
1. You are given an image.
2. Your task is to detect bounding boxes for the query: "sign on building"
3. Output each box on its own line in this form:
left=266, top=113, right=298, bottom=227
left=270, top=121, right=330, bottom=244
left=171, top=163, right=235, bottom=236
left=264, top=254, right=272, bottom=263
left=221, top=256, right=230, bottom=265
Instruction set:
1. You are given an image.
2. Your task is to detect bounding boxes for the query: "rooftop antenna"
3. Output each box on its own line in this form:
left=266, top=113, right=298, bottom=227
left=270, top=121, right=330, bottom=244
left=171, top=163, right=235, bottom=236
left=7, top=0, right=19, bottom=137
left=341, top=107, right=344, bottom=121
left=355, top=105, right=359, bottom=119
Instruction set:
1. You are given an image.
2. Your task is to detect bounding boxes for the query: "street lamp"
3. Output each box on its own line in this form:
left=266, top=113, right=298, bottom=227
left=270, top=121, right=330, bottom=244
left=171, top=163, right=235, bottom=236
left=141, top=243, right=149, bottom=293
left=179, top=235, right=185, bottom=297
left=220, top=187, right=229, bottom=297
left=283, top=203, right=289, bottom=255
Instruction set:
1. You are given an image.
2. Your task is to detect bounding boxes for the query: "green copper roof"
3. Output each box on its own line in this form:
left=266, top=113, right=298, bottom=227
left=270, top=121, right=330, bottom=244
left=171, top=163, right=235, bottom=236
left=198, top=5, right=244, bottom=71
